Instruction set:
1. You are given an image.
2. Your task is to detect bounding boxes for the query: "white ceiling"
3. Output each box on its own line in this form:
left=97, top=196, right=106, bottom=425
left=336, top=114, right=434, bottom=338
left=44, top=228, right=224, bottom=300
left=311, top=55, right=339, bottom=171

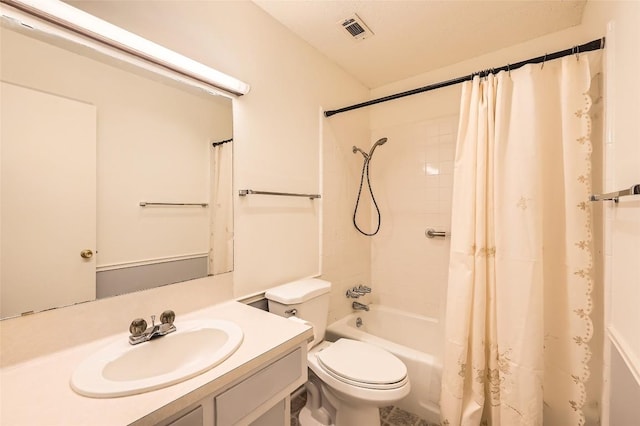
left=253, top=0, right=587, bottom=88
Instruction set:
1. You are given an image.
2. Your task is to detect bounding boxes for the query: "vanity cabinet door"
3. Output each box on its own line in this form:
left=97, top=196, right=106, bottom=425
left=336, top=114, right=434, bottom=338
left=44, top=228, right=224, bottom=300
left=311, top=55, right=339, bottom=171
left=215, top=348, right=302, bottom=425
left=248, top=399, right=286, bottom=426
left=154, top=345, right=305, bottom=426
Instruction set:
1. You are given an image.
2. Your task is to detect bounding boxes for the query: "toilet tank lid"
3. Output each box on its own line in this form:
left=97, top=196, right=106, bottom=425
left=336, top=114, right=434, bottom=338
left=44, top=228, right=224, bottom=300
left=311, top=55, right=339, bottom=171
left=265, top=278, right=331, bottom=304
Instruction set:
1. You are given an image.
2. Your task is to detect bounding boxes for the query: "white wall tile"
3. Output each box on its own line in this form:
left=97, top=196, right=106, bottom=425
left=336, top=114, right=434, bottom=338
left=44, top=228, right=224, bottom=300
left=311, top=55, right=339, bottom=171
left=370, top=115, right=457, bottom=321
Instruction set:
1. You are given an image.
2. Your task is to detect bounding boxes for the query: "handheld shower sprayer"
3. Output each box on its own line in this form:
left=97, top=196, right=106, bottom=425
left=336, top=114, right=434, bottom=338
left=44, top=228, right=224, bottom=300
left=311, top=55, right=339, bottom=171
left=352, top=137, right=388, bottom=160
left=370, top=137, right=388, bottom=150
left=352, top=137, right=389, bottom=236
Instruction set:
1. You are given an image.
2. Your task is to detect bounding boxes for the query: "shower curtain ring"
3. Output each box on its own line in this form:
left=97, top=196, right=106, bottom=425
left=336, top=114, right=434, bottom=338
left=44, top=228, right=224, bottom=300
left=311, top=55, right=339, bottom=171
left=575, top=45, right=580, bottom=61
left=541, top=53, right=547, bottom=70
left=507, top=63, right=511, bottom=77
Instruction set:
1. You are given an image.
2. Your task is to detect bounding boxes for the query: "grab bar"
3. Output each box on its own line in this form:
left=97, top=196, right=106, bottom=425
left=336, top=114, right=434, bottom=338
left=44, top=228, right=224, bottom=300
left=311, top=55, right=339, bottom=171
left=590, top=184, right=640, bottom=203
left=238, top=189, right=321, bottom=200
left=425, top=228, right=449, bottom=238
left=139, top=202, right=208, bottom=207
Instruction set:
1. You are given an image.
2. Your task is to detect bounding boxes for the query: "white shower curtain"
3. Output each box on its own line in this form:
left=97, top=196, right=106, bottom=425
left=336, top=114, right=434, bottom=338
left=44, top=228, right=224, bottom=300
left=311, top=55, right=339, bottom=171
left=441, top=56, right=594, bottom=426
left=209, top=142, right=234, bottom=274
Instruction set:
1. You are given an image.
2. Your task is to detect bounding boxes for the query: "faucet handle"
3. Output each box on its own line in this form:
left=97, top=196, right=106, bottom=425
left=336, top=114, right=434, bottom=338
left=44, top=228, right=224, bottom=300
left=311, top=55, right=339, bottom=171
left=129, top=318, right=147, bottom=337
left=346, top=288, right=361, bottom=298
left=160, top=310, right=176, bottom=325
left=357, top=285, right=371, bottom=293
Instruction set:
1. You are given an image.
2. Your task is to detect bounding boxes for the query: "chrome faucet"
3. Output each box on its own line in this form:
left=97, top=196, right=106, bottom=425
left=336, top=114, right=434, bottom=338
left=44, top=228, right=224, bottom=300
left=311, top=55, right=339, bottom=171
left=346, top=287, right=361, bottom=298
left=129, top=310, right=176, bottom=345
left=352, top=301, right=370, bottom=312
left=345, top=284, right=372, bottom=298
left=357, top=284, right=371, bottom=294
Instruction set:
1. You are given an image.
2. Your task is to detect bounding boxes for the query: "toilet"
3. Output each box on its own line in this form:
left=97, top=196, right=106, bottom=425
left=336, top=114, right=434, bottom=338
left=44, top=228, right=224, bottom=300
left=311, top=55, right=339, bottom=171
left=265, top=278, right=410, bottom=425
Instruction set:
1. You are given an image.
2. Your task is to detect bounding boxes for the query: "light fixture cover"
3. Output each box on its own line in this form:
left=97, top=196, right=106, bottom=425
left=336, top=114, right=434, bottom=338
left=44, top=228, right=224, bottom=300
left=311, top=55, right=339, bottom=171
left=2, top=0, right=250, bottom=96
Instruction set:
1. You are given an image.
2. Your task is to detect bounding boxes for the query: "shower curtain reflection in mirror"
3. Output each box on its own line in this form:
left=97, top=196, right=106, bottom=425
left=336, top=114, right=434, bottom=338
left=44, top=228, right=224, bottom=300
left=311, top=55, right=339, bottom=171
left=210, top=141, right=234, bottom=275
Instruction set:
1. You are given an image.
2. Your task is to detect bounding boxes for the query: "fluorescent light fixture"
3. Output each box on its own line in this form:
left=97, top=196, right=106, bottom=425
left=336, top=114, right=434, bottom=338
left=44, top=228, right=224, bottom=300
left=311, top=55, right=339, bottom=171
left=1, top=0, right=250, bottom=96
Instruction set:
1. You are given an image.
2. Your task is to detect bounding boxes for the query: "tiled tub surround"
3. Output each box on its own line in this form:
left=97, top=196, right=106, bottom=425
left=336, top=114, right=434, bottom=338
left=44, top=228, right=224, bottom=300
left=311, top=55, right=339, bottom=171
left=0, top=300, right=312, bottom=425
left=371, top=115, right=457, bottom=321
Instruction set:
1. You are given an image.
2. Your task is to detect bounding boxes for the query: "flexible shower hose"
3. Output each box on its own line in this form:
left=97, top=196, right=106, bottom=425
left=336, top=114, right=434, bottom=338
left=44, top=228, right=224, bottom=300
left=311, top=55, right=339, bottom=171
left=353, top=157, right=382, bottom=236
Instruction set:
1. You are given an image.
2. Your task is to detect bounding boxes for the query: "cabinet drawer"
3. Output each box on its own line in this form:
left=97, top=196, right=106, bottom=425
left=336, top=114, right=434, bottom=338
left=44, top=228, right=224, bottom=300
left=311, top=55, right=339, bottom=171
left=215, top=348, right=302, bottom=425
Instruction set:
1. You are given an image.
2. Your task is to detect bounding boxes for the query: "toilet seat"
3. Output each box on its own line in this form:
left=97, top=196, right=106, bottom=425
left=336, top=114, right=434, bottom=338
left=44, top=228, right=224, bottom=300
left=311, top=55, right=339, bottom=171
left=314, top=339, right=408, bottom=390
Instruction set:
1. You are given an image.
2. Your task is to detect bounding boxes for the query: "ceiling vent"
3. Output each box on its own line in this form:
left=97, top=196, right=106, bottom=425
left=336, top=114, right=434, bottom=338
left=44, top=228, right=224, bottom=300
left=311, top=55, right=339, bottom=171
left=339, top=14, right=374, bottom=41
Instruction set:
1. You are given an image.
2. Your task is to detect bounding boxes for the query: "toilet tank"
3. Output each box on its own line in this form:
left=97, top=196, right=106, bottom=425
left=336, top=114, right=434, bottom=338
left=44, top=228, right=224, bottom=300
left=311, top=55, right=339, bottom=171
left=265, top=278, right=331, bottom=344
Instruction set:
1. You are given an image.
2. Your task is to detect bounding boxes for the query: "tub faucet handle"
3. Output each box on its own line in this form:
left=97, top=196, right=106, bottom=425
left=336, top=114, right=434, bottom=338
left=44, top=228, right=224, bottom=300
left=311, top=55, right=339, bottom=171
left=346, top=287, right=362, bottom=298
left=357, top=285, right=371, bottom=293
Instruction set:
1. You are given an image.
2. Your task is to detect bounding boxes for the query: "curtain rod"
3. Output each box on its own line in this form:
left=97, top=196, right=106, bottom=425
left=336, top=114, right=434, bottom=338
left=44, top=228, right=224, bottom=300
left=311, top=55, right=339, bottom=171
left=211, top=138, right=233, bottom=147
left=324, top=38, right=605, bottom=118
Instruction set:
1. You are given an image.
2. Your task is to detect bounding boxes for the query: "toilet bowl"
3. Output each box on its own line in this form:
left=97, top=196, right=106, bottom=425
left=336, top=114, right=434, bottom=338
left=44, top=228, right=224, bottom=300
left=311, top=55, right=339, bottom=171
left=265, top=279, right=410, bottom=425
left=305, top=340, right=410, bottom=425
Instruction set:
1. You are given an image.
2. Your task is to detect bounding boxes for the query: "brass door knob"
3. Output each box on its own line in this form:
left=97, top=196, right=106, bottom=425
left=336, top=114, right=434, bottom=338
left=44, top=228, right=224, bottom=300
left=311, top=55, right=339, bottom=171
left=80, top=249, right=93, bottom=259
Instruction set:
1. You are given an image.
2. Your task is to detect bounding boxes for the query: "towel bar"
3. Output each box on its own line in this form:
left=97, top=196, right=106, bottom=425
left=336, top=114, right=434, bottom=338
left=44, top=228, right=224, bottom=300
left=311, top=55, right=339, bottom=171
left=139, top=202, right=208, bottom=207
left=238, top=189, right=321, bottom=200
left=590, top=184, right=640, bottom=202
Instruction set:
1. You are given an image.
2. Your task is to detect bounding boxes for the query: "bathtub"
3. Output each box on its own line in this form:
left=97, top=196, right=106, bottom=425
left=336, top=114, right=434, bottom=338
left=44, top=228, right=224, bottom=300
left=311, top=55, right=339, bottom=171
left=325, top=305, right=443, bottom=423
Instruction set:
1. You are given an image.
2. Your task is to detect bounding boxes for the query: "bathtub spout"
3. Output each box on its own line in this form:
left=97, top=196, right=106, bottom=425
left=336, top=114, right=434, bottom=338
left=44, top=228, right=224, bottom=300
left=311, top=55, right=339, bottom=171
left=352, top=301, right=370, bottom=311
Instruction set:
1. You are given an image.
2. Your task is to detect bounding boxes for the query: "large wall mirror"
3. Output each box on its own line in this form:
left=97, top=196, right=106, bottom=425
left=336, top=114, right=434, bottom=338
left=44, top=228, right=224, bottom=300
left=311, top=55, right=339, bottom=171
left=0, top=8, right=235, bottom=319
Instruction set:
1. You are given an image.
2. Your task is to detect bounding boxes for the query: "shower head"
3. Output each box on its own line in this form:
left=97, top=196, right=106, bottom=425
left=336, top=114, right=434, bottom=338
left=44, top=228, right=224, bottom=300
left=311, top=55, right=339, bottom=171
left=368, top=137, right=388, bottom=158
left=353, top=137, right=388, bottom=160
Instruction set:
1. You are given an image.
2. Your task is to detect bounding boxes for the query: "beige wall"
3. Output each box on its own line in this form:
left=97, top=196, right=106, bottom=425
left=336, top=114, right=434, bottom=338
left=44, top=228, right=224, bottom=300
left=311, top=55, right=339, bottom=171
left=580, top=1, right=640, bottom=424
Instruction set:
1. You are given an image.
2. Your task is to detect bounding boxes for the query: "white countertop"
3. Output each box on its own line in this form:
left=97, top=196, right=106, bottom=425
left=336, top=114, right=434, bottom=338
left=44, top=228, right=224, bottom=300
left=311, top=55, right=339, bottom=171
left=0, top=301, right=312, bottom=425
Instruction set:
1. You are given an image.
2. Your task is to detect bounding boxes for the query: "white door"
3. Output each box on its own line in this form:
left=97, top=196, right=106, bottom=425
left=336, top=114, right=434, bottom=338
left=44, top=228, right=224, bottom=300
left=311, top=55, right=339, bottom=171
left=1, top=82, right=96, bottom=318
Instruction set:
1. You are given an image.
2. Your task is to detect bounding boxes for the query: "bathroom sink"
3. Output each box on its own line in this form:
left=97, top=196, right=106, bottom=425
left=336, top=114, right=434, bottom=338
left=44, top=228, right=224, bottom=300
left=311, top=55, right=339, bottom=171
left=70, top=319, right=243, bottom=398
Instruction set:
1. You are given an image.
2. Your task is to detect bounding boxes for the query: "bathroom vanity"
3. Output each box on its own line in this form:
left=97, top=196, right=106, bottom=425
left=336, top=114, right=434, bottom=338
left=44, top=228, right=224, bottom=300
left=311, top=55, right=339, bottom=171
left=0, top=300, right=312, bottom=425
